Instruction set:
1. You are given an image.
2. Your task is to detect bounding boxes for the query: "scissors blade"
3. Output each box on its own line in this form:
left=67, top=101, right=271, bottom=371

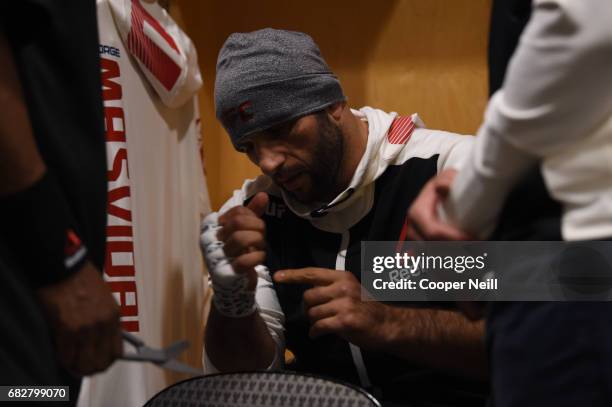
left=119, top=331, right=201, bottom=375
left=163, top=340, right=190, bottom=360
left=122, top=330, right=145, bottom=347
left=157, top=358, right=203, bottom=376
left=121, top=352, right=166, bottom=363
left=120, top=331, right=168, bottom=363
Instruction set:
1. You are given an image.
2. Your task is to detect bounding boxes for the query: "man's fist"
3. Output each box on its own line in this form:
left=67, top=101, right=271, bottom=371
left=217, top=192, right=269, bottom=290
left=37, top=262, right=122, bottom=376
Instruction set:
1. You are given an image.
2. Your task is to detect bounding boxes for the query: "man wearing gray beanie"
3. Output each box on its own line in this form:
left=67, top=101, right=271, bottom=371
left=202, top=28, right=488, bottom=406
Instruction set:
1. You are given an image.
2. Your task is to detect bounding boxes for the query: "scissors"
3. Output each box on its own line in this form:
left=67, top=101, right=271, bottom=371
left=121, top=331, right=203, bottom=376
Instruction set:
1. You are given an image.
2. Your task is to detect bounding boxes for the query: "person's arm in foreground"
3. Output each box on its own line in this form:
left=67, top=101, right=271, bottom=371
left=445, top=1, right=612, bottom=237
left=0, top=31, right=122, bottom=376
left=275, top=267, right=486, bottom=380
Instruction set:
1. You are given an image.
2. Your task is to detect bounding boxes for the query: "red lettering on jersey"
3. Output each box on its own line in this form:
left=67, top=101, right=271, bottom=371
left=107, top=280, right=140, bottom=331
left=101, top=57, right=140, bottom=332
left=101, top=58, right=122, bottom=100
left=108, top=148, right=129, bottom=182
left=127, top=0, right=181, bottom=91
left=107, top=186, right=132, bottom=222
left=107, top=225, right=133, bottom=238
left=105, top=241, right=136, bottom=277
left=104, top=107, right=126, bottom=142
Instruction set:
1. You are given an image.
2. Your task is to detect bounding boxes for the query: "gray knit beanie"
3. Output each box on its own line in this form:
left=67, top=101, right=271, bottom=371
left=215, top=28, right=346, bottom=150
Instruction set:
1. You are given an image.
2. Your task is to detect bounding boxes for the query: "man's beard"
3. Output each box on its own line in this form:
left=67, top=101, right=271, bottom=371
left=287, top=112, right=344, bottom=204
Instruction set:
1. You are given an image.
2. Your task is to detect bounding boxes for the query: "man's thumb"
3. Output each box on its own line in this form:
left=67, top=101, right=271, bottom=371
left=246, top=192, right=269, bottom=217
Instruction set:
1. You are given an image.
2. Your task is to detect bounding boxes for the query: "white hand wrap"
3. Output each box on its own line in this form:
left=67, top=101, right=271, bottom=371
left=200, top=212, right=258, bottom=318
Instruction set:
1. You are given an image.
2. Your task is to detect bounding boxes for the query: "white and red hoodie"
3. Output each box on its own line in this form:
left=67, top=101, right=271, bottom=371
left=205, top=107, right=481, bottom=405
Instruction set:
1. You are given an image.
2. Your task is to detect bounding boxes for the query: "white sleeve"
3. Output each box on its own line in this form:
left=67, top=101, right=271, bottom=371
left=444, top=0, right=612, bottom=236
left=433, top=131, right=474, bottom=173
left=203, top=177, right=285, bottom=373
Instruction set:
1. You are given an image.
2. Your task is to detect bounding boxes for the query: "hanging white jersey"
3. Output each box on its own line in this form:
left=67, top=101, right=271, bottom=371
left=78, top=1, right=210, bottom=406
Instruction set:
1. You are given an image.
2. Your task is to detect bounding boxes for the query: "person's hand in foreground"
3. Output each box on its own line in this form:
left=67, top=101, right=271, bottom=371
left=37, top=262, right=123, bottom=376
left=406, top=169, right=471, bottom=241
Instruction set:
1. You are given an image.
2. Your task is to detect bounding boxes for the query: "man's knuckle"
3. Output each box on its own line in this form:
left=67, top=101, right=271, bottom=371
left=222, top=208, right=237, bottom=219
left=338, top=313, right=351, bottom=328
left=231, top=214, right=244, bottom=227
left=239, top=207, right=255, bottom=218
left=341, top=297, right=356, bottom=310
left=303, top=291, right=313, bottom=304
left=232, top=257, right=249, bottom=270
left=254, top=232, right=266, bottom=246
left=252, top=251, right=266, bottom=263
left=233, top=206, right=246, bottom=215
left=316, top=320, right=328, bottom=331
left=339, top=283, right=352, bottom=295
left=234, top=214, right=251, bottom=229
left=223, top=217, right=236, bottom=231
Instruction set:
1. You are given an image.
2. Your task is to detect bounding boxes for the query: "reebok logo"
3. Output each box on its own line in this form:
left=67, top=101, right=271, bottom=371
left=222, top=101, right=254, bottom=124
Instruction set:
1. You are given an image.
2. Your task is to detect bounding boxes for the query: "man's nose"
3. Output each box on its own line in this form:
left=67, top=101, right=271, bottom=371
left=256, top=145, right=285, bottom=176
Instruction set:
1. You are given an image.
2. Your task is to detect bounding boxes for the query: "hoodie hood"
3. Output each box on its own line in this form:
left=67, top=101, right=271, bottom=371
left=108, top=0, right=202, bottom=108
left=281, top=106, right=425, bottom=233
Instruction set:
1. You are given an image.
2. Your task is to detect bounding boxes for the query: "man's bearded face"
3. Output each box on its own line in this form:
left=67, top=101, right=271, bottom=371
left=240, top=111, right=345, bottom=204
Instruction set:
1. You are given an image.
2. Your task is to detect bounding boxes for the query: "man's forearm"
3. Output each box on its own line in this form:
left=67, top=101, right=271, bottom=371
left=444, top=134, right=535, bottom=238
left=383, top=307, right=487, bottom=380
left=204, top=303, right=278, bottom=372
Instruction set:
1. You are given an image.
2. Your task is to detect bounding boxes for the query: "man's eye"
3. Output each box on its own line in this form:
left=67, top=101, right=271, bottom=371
left=269, top=120, right=295, bottom=139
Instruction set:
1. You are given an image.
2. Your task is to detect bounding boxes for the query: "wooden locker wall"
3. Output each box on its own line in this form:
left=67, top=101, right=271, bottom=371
left=175, top=0, right=491, bottom=210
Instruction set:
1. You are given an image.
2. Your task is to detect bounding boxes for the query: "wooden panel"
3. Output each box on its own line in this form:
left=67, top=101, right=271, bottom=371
left=175, top=0, right=491, bottom=210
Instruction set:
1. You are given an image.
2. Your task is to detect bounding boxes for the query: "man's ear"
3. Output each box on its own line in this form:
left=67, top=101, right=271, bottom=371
left=326, top=101, right=346, bottom=123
